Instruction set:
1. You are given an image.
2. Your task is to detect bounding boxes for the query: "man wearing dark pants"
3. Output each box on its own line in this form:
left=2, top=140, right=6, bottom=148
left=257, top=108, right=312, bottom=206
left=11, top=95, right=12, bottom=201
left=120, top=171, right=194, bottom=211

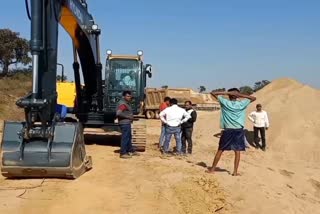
left=207, top=88, right=256, bottom=176
left=248, top=104, right=270, bottom=151
left=116, top=91, right=139, bottom=159
left=181, top=101, right=197, bottom=155
left=159, top=98, right=191, bottom=155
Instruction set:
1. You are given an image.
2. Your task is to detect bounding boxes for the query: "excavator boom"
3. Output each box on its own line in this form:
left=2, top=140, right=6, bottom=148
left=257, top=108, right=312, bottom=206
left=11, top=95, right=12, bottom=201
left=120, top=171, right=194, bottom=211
left=0, top=0, right=102, bottom=179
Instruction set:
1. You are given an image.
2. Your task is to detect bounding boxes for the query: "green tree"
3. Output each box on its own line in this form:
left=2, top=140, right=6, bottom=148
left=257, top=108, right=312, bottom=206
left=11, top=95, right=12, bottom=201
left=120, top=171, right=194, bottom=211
left=211, top=88, right=226, bottom=92
left=254, top=80, right=270, bottom=92
left=56, top=75, right=68, bottom=82
left=0, top=29, right=31, bottom=76
left=239, top=86, right=254, bottom=95
left=161, top=85, right=168, bottom=89
left=199, top=86, right=206, bottom=93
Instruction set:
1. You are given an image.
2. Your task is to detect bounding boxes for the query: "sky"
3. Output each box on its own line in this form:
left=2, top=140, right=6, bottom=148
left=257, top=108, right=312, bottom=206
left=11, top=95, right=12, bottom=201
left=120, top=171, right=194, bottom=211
left=1, top=0, right=319, bottom=90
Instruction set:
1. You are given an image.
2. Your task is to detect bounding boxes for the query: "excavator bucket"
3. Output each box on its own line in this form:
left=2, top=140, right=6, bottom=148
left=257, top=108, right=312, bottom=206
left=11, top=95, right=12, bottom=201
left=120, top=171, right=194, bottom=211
left=0, top=121, right=92, bottom=179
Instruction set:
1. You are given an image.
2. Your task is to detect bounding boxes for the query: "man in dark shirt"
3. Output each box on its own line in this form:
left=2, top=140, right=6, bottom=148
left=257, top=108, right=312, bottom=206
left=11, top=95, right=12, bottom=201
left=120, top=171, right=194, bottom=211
left=181, top=101, right=197, bottom=155
left=116, top=91, right=139, bottom=159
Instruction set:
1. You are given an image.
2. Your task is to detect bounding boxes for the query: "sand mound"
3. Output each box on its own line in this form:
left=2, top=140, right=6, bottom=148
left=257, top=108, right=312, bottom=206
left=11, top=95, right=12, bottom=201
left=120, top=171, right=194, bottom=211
left=246, top=78, right=320, bottom=162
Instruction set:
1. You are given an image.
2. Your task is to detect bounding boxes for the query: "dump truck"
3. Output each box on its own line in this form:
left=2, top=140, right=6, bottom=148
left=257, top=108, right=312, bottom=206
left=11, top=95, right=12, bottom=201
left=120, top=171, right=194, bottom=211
left=143, top=88, right=220, bottom=119
left=144, top=88, right=192, bottom=119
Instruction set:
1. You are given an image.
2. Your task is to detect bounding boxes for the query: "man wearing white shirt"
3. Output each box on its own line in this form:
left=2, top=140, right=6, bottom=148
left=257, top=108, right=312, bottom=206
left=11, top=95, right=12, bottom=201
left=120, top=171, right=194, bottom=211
left=159, top=98, right=191, bottom=155
left=248, top=104, right=270, bottom=151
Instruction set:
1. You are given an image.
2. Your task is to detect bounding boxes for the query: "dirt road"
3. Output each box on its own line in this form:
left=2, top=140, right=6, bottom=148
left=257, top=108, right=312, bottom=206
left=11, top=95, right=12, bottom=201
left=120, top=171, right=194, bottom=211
left=1, top=111, right=320, bottom=214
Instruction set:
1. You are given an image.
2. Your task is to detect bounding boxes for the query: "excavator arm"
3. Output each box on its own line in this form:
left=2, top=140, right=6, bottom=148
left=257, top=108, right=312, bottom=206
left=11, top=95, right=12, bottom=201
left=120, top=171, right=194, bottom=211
left=0, top=0, right=101, bottom=179
left=18, top=0, right=103, bottom=129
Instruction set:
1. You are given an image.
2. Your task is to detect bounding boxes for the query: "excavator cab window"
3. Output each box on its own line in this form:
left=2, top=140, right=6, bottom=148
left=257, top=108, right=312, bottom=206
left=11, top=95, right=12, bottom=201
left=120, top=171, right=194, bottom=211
left=108, top=59, right=139, bottom=91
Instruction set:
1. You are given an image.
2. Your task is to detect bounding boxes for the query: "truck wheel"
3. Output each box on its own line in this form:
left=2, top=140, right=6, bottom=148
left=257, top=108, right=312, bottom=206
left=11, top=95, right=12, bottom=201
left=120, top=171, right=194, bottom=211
left=154, top=110, right=160, bottom=119
left=145, top=110, right=155, bottom=119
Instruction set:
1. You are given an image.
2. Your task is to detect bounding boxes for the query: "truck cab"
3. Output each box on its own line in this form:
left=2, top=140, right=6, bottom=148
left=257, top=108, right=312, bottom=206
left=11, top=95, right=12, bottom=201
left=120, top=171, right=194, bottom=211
left=104, top=50, right=152, bottom=118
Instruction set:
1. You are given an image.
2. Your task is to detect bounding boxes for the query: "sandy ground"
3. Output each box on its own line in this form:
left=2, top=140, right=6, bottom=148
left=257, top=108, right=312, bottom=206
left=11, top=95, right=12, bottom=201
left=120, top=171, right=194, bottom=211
left=0, top=78, right=319, bottom=214
left=1, top=110, right=320, bottom=214
left=0, top=116, right=227, bottom=214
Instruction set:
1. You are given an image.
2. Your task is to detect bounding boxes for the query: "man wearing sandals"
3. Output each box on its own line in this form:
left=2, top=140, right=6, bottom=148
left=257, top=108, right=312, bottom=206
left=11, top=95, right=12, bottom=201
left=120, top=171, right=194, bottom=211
left=207, top=88, right=256, bottom=176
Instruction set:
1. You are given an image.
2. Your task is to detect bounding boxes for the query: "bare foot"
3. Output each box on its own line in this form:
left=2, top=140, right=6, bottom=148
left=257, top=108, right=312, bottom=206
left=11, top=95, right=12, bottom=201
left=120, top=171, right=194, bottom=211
left=205, top=167, right=215, bottom=174
left=232, top=173, right=241, bottom=176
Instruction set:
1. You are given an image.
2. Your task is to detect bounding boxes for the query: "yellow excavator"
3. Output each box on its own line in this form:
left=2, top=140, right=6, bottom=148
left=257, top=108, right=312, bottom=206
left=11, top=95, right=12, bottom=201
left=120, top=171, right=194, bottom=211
left=0, top=0, right=151, bottom=179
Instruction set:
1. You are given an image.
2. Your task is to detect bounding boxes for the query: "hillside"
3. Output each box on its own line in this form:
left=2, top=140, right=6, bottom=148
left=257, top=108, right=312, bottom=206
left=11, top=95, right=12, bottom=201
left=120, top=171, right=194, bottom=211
left=0, top=73, right=32, bottom=120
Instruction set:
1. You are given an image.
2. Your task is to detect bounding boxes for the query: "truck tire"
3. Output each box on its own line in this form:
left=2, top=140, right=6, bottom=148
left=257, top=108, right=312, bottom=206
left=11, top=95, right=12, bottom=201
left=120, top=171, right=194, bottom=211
left=154, top=110, right=160, bottom=119
left=145, top=110, right=155, bottom=119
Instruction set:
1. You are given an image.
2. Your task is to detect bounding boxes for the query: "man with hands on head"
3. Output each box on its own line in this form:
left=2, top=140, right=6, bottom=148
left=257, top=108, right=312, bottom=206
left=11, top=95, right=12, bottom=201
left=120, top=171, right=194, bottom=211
left=207, top=88, right=256, bottom=176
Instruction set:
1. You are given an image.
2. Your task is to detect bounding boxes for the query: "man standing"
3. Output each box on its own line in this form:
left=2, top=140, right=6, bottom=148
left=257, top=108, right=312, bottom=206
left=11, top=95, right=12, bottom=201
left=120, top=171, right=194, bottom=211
left=207, top=88, right=256, bottom=176
left=116, top=91, right=139, bottom=159
left=248, top=104, right=270, bottom=151
left=159, top=96, right=171, bottom=150
left=159, top=98, right=191, bottom=155
left=181, top=101, right=197, bottom=155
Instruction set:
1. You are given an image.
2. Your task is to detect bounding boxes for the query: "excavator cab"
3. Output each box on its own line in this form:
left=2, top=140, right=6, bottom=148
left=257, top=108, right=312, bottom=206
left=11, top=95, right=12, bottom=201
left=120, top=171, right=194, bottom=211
left=104, top=49, right=152, bottom=116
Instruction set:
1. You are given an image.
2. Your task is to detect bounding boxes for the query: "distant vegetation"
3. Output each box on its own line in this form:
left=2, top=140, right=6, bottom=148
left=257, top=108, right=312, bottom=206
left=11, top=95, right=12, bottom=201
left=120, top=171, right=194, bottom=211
left=239, top=86, right=254, bottom=95
left=56, top=74, right=68, bottom=82
left=253, top=80, right=270, bottom=92
left=211, top=80, right=271, bottom=95
left=198, top=86, right=206, bottom=93
left=211, top=88, right=226, bottom=92
left=0, top=29, right=31, bottom=77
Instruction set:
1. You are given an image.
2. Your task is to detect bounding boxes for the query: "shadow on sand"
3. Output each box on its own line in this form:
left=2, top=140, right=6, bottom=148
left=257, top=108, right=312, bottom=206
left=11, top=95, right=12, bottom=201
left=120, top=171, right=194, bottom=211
left=195, top=162, right=231, bottom=174
left=84, top=134, right=121, bottom=147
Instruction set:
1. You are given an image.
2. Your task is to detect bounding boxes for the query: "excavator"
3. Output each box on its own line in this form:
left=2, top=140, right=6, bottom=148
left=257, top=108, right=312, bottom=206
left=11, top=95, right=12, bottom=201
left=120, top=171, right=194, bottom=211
left=0, top=0, right=152, bottom=179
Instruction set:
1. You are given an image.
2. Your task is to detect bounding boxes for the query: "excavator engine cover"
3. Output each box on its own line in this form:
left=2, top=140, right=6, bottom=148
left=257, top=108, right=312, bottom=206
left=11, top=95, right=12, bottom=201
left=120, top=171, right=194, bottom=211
left=0, top=121, right=92, bottom=179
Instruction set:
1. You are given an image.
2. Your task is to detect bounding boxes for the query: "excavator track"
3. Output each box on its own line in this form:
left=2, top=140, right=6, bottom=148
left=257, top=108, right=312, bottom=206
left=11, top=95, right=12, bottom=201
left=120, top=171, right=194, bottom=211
left=83, top=119, right=147, bottom=152
left=132, top=119, right=147, bottom=152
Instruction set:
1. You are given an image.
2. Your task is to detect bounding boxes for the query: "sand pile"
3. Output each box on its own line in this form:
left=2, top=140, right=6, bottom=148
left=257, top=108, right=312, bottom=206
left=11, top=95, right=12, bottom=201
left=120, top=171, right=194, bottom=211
left=245, top=78, right=320, bottom=162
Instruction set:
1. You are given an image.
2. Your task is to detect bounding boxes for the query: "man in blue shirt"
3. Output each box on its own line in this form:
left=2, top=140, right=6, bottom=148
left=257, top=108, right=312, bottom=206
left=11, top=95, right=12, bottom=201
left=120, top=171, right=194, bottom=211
left=207, top=88, right=256, bottom=176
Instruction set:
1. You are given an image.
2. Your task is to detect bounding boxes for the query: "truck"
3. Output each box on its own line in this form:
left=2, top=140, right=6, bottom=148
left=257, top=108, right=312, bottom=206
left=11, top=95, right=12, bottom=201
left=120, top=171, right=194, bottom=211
left=144, top=88, right=220, bottom=119
left=0, top=0, right=151, bottom=179
left=144, top=88, right=192, bottom=119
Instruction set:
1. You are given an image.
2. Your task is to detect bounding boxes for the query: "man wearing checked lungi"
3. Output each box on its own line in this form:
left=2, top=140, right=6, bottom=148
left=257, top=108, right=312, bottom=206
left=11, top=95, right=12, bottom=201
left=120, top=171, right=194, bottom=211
left=207, top=88, right=256, bottom=176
